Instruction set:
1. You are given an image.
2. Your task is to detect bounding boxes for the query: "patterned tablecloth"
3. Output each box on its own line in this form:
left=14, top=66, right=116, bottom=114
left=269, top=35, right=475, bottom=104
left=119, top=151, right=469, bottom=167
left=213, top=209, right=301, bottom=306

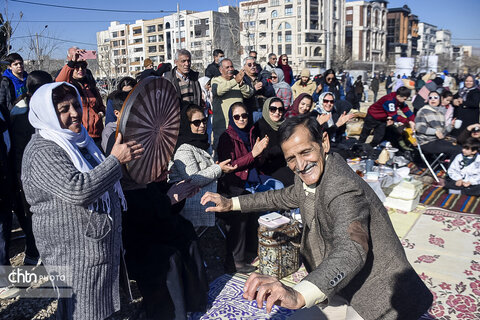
left=190, top=274, right=296, bottom=320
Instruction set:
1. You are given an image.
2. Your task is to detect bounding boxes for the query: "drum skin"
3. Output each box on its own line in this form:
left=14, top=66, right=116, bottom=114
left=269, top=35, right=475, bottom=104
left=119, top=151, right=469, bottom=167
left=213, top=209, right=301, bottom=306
left=118, top=76, right=180, bottom=185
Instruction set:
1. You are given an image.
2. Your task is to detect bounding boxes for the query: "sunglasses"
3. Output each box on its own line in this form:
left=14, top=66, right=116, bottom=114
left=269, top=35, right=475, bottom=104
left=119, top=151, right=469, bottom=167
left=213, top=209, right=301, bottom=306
left=190, top=118, right=207, bottom=127
left=247, top=63, right=255, bottom=67
left=271, top=76, right=278, bottom=79
left=269, top=106, right=285, bottom=113
left=74, top=62, right=87, bottom=69
left=428, top=96, right=440, bottom=100
left=326, top=77, right=334, bottom=81
left=233, top=113, right=248, bottom=120
left=323, top=99, right=334, bottom=104
left=282, top=59, right=288, bottom=61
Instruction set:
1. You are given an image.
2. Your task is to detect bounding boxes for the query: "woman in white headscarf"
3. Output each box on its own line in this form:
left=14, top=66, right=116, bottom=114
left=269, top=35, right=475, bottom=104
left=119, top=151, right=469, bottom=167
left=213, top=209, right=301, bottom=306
left=21, top=82, right=143, bottom=319
left=198, top=76, right=214, bottom=145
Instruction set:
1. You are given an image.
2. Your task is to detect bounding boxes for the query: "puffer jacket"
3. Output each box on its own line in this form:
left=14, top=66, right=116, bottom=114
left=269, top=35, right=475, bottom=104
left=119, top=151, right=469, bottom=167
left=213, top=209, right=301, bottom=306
left=56, top=63, right=105, bottom=139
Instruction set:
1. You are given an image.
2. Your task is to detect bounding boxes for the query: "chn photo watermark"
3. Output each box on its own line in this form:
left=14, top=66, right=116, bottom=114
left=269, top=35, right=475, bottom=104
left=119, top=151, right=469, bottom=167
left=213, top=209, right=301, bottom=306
left=0, top=265, right=73, bottom=298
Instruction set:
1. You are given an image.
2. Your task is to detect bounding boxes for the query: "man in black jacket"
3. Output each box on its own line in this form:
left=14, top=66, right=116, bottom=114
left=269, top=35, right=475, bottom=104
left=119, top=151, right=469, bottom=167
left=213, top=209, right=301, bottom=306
left=205, top=49, right=224, bottom=79
left=164, top=49, right=203, bottom=108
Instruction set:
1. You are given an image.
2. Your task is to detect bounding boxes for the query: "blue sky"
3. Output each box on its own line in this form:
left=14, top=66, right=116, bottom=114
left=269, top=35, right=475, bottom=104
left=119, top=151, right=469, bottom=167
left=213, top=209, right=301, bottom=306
left=7, top=0, right=480, bottom=59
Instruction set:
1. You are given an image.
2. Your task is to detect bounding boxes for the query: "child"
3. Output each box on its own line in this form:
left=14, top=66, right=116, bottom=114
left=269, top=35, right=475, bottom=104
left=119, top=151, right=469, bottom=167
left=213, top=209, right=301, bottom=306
left=101, top=90, right=128, bottom=153
left=359, top=86, right=415, bottom=147
left=446, top=137, right=480, bottom=196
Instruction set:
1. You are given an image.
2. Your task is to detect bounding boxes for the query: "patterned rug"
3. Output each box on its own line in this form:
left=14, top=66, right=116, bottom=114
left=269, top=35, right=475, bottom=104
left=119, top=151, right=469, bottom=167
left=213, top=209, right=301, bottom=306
left=387, top=204, right=426, bottom=239
left=402, top=208, right=480, bottom=319
left=190, top=274, right=296, bottom=319
left=420, top=186, right=480, bottom=214
left=408, top=162, right=446, bottom=179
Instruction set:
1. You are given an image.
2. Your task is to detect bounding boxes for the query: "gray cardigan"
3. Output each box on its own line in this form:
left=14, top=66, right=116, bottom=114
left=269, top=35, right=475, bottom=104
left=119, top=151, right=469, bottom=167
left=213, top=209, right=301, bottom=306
left=169, top=143, right=222, bottom=227
left=21, top=134, right=124, bottom=320
left=238, top=153, right=432, bottom=320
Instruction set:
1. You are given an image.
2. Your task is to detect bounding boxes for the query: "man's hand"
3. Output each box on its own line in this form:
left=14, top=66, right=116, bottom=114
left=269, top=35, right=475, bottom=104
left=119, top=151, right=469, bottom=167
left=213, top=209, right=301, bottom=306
left=254, top=82, right=263, bottom=91
left=235, top=69, right=245, bottom=84
left=67, top=47, right=86, bottom=62
left=200, top=192, right=233, bottom=212
left=167, top=179, right=200, bottom=205
left=409, top=121, right=415, bottom=130
left=463, top=181, right=471, bottom=187
left=243, top=273, right=306, bottom=313
left=455, top=180, right=463, bottom=187
left=315, top=83, right=323, bottom=93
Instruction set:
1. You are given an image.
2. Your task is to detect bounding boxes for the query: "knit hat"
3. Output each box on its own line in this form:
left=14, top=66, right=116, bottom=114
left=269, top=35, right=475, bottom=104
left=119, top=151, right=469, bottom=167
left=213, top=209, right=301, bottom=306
left=144, top=58, right=153, bottom=68
left=300, top=68, right=310, bottom=78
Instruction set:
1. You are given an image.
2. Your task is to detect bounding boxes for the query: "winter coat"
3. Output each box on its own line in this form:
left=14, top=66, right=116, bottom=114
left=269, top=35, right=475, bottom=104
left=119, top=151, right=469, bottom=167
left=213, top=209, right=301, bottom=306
left=291, top=79, right=317, bottom=99
left=55, top=63, right=105, bottom=139
left=163, top=66, right=203, bottom=107
left=448, top=153, right=480, bottom=185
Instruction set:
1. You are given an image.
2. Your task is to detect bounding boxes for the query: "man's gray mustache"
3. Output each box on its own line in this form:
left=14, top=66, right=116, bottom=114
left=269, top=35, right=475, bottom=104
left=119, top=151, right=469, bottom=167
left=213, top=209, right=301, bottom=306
left=295, top=162, right=317, bottom=174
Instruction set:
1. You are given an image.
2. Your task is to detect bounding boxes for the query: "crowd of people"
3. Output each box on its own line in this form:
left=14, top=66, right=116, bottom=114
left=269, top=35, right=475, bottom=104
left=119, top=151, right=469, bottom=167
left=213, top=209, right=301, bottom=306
left=0, top=46, right=479, bottom=319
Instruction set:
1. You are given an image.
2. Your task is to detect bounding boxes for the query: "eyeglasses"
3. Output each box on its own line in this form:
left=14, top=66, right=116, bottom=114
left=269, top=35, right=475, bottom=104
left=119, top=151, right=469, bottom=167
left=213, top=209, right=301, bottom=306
left=269, top=106, right=285, bottom=113
left=246, top=63, right=255, bottom=67
left=190, top=118, right=207, bottom=127
left=233, top=113, right=248, bottom=120
left=272, top=58, right=277, bottom=60
left=323, top=99, right=334, bottom=104
left=74, top=62, right=87, bottom=69
left=271, top=76, right=278, bottom=79
left=428, top=96, right=440, bottom=100
left=326, top=76, right=334, bottom=81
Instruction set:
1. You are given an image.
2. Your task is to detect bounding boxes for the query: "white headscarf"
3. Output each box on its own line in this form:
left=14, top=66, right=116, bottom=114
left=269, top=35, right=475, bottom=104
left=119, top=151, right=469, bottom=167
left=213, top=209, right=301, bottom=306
left=29, top=82, right=126, bottom=214
left=315, top=91, right=335, bottom=128
left=198, top=76, right=212, bottom=107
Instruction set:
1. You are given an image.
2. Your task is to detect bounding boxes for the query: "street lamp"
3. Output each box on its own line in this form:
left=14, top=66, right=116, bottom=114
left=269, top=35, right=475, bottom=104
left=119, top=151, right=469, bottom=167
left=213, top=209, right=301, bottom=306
left=35, top=25, right=48, bottom=65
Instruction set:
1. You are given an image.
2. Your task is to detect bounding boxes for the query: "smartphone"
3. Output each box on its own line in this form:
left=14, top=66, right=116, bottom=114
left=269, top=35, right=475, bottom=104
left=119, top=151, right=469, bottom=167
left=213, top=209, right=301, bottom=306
left=79, top=50, right=97, bottom=60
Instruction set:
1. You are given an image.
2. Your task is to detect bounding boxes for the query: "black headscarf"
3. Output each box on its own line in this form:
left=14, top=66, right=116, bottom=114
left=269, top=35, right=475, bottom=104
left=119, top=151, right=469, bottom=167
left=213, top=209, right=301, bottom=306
left=174, top=104, right=209, bottom=152
left=228, top=104, right=252, bottom=150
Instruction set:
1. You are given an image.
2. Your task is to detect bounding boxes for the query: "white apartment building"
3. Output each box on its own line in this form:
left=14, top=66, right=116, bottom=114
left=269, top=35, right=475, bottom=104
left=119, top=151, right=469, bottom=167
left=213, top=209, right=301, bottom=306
left=96, top=21, right=130, bottom=79
left=143, top=18, right=166, bottom=65
left=127, top=20, right=146, bottom=74
left=345, top=0, right=387, bottom=67
left=435, top=29, right=453, bottom=59
left=417, top=22, right=437, bottom=57
left=239, top=0, right=345, bottom=74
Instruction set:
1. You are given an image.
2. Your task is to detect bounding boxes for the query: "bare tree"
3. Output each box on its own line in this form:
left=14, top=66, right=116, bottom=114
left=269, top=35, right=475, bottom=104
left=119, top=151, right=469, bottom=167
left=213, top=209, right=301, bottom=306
left=462, top=55, right=480, bottom=74
left=331, top=46, right=352, bottom=72
left=21, top=29, right=62, bottom=72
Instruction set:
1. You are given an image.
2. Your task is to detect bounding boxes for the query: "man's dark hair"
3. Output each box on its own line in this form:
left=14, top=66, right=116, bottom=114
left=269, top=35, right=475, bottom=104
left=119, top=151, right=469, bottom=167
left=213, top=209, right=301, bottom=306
left=279, top=114, right=324, bottom=145
left=26, top=70, right=53, bottom=95
left=116, top=76, right=137, bottom=91
left=213, top=49, right=224, bottom=57
left=249, top=50, right=257, bottom=56
left=5, top=52, right=23, bottom=65
left=111, top=90, right=129, bottom=112
left=463, top=137, right=480, bottom=151
left=396, top=86, right=411, bottom=98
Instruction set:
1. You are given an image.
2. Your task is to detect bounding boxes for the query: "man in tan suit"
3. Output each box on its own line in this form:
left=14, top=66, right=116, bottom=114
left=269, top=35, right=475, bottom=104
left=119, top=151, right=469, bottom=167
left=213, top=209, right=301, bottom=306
left=201, top=114, right=432, bottom=319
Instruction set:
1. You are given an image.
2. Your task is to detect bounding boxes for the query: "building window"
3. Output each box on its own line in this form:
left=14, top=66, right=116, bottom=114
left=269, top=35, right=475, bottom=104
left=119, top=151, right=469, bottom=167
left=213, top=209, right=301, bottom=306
left=165, top=22, right=171, bottom=29
left=134, top=47, right=143, bottom=52
left=298, top=47, right=301, bottom=54
left=271, top=0, right=280, bottom=6
left=285, top=22, right=291, bottom=29
left=113, top=50, right=119, bottom=56
left=147, top=25, right=156, bottom=33
left=134, top=38, right=142, bottom=44
left=206, top=29, right=210, bottom=36
left=249, top=33, right=255, bottom=40
left=112, top=31, right=118, bottom=38
left=285, top=31, right=292, bottom=42
left=278, top=44, right=282, bottom=53
left=260, top=20, right=266, bottom=25
left=260, top=32, right=266, bottom=37
left=205, top=18, right=209, bottom=25
left=346, top=9, right=353, bottom=15
left=133, top=28, right=142, bottom=35
left=260, top=45, right=267, bottom=49
left=244, top=9, right=255, bottom=15
left=158, top=24, right=163, bottom=31
left=278, top=32, right=282, bottom=42
left=285, top=5, right=293, bottom=15
left=259, top=7, right=266, bottom=13
left=285, top=44, right=291, bottom=55
left=112, top=40, right=119, bottom=47
left=148, top=35, right=157, bottom=43
left=347, top=20, right=353, bottom=26
left=271, top=10, right=278, bottom=18
left=121, top=49, right=126, bottom=55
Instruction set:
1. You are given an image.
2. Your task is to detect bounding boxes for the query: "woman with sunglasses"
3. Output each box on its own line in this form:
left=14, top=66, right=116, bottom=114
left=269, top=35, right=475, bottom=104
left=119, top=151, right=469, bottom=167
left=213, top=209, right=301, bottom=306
left=56, top=48, right=105, bottom=149
left=253, top=97, right=295, bottom=186
left=271, top=68, right=293, bottom=110
left=315, top=92, right=354, bottom=150
left=312, top=69, right=346, bottom=103
left=169, top=104, right=237, bottom=228
left=216, top=102, right=269, bottom=273
left=415, top=91, right=462, bottom=159
left=277, top=54, right=294, bottom=86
